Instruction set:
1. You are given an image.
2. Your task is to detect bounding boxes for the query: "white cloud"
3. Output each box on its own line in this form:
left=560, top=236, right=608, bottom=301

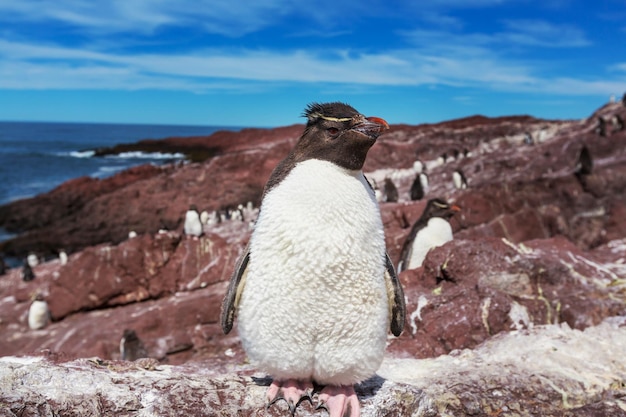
left=499, top=19, right=591, bottom=47
left=401, top=19, right=590, bottom=53
left=0, top=0, right=386, bottom=37
left=610, top=63, right=626, bottom=72
left=1, top=37, right=624, bottom=98
left=0, top=0, right=294, bottom=36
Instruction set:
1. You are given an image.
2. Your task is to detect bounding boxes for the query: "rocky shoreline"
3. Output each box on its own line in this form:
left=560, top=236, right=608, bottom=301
left=1, top=102, right=626, bottom=415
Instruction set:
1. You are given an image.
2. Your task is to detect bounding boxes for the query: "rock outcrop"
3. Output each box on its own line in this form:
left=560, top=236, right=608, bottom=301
left=2, top=316, right=626, bottom=416
left=1, top=102, right=626, bottom=415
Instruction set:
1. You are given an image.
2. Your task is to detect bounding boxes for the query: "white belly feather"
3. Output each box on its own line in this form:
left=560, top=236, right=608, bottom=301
left=238, top=159, right=388, bottom=385
left=407, top=217, right=453, bottom=270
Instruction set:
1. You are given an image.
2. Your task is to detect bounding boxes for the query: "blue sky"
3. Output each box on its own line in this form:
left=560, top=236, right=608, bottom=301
left=0, top=0, right=625, bottom=127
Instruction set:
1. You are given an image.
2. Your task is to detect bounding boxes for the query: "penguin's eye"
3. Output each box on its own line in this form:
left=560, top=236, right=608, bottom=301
left=327, top=127, right=339, bottom=135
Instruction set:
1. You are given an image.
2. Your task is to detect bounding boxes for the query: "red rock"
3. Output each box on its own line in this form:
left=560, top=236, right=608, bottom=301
left=1, top=101, right=626, bottom=370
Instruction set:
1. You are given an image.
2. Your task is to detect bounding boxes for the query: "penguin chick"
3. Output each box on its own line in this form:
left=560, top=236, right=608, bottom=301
left=220, top=102, right=405, bottom=417
left=120, top=329, right=148, bottom=361
left=184, top=205, right=203, bottom=237
left=397, top=198, right=461, bottom=272
left=28, top=294, right=50, bottom=330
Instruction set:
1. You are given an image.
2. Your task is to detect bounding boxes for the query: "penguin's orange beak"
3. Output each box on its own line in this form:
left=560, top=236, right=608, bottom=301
left=366, top=116, right=389, bottom=130
left=451, top=204, right=461, bottom=212
left=352, top=116, right=389, bottom=139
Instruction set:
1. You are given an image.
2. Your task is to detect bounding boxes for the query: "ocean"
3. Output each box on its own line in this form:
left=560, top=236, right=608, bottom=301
left=0, top=121, right=240, bottom=207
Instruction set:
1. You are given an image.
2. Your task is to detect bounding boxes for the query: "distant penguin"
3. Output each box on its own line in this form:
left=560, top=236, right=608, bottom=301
left=596, top=117, right=606, bottom=137
left=397, top=199, right=461, bottom=272
left=419, top=172, right=429, bottom=191
left=184, top=205, right=203, bottom=237
left=120, top=329, right=148, bottom=361
left=575, top=146, right=593, bottom=176
left=200, top=210, right=210, bottom=225
left=413, top=160, right=423, bottom=174
left=28, top=294, right=50, bottom=330
left=523, top=132, right=534, bottom=145
left=206, top=211, right=219, bottom=227
left=613, top=115, right=624, bottom=132
left=0, top=255, right=6, bottom=275
left=59, top=250, right=68, bottom=266
left=452, top=169, right=468, bottom=189
left=410, top=173, right=424, bottom=201
left=574, top=146, right=593, bottom=190
left=383, top=178, right=399, bottom=203
left=622, top=92, right=626, bottom=107
left=22, top=261, right=35, bottom=282
left=27, top=253, right=39, bottom=268
left=231, top=208, right=243, bottom=222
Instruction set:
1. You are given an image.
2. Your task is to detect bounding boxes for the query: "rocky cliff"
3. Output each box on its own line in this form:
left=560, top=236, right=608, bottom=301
left=1, top=102, right=626, bottom=415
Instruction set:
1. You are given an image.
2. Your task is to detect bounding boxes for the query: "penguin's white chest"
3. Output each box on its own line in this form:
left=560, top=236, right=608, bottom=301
left=28, top=300, right=50, bottom=330
left=184, top=211, right=202, bottom=236
left=238, top=159, right=389, bottom=385
left=407, top=217, right=453, bottom=269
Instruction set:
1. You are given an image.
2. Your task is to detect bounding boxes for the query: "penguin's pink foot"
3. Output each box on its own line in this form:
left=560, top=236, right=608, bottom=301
left=316, top=385, right=360, bottom=417
left=266, top=379, right=313, bottom=414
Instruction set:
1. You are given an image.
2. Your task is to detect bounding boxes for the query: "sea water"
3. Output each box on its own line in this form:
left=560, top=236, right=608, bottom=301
left=0, top=121, right=239, bottom=206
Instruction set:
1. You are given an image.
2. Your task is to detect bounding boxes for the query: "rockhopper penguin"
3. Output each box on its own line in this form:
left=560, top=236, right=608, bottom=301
left=397, top=198, right=460, bottom=272
left=221, top=102, right=406, bottom=417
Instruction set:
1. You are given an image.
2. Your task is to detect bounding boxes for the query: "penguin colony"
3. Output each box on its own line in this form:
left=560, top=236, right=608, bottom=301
left=221, top=102, right=406, bottom=417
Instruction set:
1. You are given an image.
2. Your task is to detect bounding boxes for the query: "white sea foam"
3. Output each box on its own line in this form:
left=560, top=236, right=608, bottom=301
left=69, top=150, right=96, bottom=158
left=91, top=166, right=127, bottom=178
left=105, top=151, right=185, bottom=159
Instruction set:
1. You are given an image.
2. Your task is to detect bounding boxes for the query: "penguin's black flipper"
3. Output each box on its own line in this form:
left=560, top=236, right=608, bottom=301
left=220, top=243, right=250, bottom=334
left=384, top=252, right=406, bottom=337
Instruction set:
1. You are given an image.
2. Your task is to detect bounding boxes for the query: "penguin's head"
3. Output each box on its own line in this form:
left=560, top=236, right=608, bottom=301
left=122, top=329, right=139, bottom=342
left=424, top=198, right=461, bottom=220
left=294, top=102, right=389, bottom=170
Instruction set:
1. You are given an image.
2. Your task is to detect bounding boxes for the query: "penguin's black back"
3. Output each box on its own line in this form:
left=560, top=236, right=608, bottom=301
left=410, top=174, right=424, bottom=201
